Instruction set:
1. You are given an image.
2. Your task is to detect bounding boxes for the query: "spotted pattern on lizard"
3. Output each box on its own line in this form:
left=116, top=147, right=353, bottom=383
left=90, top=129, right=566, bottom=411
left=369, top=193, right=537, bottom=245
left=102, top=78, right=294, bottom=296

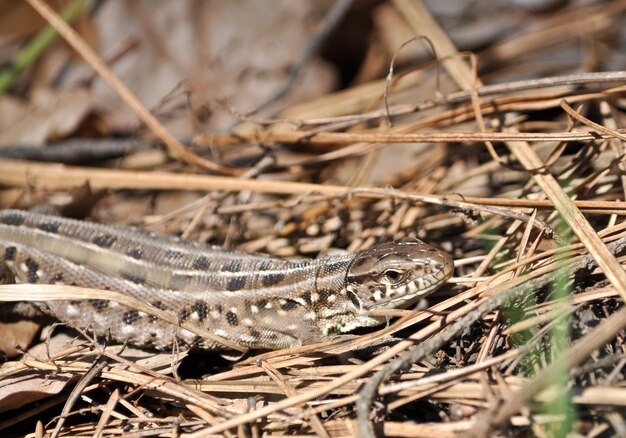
left=0, top=209, right=454, bottom=350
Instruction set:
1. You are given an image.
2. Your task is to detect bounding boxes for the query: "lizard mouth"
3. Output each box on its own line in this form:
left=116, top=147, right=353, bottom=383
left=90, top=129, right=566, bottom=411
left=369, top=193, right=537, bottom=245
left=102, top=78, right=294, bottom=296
left=368, top=263, right=454, bottom=310
left=371, top=278, right=443, bottom=309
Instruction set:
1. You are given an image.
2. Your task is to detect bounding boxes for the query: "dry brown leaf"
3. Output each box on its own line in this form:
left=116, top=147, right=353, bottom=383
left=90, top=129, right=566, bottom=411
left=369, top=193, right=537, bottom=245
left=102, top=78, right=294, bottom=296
left=78, top=1, right=336, bottom=132
left=0, top=87, right=91, bottom=146
left=0, top=320, right=40, bottom=358
left=0, top=366, right=71, bottom=413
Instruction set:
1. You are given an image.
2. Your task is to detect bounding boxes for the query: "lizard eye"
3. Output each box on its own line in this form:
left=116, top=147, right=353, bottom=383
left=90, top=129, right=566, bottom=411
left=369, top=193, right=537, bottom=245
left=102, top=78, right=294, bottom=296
left=383, top=269, right=402, bottom=283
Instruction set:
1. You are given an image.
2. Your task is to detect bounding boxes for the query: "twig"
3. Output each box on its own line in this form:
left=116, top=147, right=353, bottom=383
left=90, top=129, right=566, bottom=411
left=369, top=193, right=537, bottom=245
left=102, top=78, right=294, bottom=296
left=50, top=353, right=108, bottom=438
left=195, top=127, right=626, bottom=148
left=2, top=158, right=626, bottom=213
left=238, top=72, right=626, bottom=129
left=0, top=138, right=154, bottom=164
left=383, top=35, right=438, bottom=127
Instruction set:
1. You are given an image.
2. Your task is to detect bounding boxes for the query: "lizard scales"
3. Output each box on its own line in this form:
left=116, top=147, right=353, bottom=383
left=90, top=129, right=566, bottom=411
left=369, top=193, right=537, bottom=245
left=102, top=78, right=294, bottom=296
left=0, top=209, right=453, bottom=350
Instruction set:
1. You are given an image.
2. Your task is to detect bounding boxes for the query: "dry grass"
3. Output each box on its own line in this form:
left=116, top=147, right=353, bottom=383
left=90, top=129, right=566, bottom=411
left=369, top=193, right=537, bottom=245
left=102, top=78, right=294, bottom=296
left=1, top=0, right=626, bottom=436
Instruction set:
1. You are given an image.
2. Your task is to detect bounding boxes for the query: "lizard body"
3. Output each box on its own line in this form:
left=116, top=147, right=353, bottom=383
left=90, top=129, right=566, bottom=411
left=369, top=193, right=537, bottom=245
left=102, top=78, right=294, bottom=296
left=0, top=210, right=453, bottom=350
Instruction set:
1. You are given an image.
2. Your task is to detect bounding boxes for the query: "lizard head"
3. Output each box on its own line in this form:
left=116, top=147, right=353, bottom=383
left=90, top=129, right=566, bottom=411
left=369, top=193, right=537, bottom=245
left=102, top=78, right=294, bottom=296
left=345, top=237, right=453, bottom=313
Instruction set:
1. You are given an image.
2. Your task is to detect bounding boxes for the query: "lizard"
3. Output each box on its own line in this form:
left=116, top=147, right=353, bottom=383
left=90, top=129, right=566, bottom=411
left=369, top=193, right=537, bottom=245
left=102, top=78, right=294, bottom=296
left=0, top=209, right=454, bottom=351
